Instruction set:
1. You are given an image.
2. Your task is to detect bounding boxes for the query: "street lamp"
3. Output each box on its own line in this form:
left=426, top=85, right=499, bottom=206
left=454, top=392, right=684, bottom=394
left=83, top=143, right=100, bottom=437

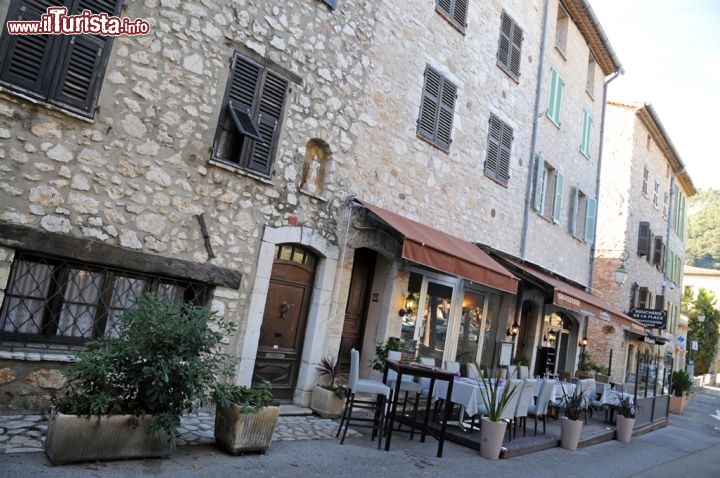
left=595, top=249, right=629, bottom=286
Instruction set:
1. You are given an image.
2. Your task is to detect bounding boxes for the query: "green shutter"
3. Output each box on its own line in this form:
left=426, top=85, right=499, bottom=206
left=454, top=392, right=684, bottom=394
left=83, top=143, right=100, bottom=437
left=581, top=109, right=592, bottom=156
left=533, top=153, right=545, bottom=211
left=554, top=74, right=564, bottom=124
left=570, top=187, right=579, bottom=236
left=547, top=69, right=558, bottom=121
left=552, top=170, right=564, bottom=223
left=584, top=197, right=596, bottom=243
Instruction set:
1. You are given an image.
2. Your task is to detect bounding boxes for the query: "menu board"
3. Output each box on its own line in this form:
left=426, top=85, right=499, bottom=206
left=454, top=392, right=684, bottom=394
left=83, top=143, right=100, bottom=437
left=401, top=340, right=417, bottom=363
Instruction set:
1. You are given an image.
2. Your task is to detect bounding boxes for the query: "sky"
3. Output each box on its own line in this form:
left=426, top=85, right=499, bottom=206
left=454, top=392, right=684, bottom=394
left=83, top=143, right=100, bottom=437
left=589, top=0, right=720, bottom=192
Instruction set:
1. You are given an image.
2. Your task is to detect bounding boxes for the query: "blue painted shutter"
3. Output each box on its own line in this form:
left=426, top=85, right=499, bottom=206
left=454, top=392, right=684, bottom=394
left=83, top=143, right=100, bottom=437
left=584, top=197, right=596, bottom=243
left=570, top=188, right=579, bottom=236
left=552, top=170, right=564, bottom=223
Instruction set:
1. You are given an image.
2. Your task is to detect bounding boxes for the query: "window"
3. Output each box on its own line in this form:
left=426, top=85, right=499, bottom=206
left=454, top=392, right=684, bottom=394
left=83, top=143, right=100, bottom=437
left=547, top=68, right=564, bottom=125
left=663, top=191, right=669, bottom=218
left=570, top=188, right=596, bottom=243
left=435, top=0, right=469, bottom=32
left=652, top=235, right=666, bottom=270
left=674, top=192, right=686, bottom=237
left=653, top=180, right=660, bottom=208
left=555, top=5, right=569, bottom=53
left=636, top=287, right=651, bottom=309
left=586, top=54, right=596, bottom=97
left=484, top=114, right=513, bottom=186
left=0, top=0, right=123, bottom=118
left=0, top=253, right=209, bottom=346
left=417, top=65, right=457, bottom=152
left=637, top=221, right=651, bottom=256
left=211, top=51, right=290, bottom=178
left=322, top=0, right=337, bottom=9
left=580, top=109, right=592, bottom=157
left=641, top=166, right=649, bottom=196
left=496, top=11, right=523, bottom=79
left=533, top=154, right=564, bottom=223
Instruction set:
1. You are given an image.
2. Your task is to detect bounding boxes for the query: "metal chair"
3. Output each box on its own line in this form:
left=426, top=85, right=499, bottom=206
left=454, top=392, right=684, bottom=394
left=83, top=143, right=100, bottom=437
left=337, top=348, right=391, bottom=448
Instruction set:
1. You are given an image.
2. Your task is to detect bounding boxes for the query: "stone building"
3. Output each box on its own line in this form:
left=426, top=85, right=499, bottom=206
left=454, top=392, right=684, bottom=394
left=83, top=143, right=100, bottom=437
left=591, top=102, right=697, bottom=384
left=0, top=0, right=634, bottom=412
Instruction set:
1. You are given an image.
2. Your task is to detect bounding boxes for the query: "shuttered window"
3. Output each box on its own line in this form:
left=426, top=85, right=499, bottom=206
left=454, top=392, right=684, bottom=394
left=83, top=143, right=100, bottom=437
left=435, top=0, right=469, bottom=32
left=583, top=197, right=596, bottom=244
left=484, top=114, right=513, bottom=186
left=547, top=68, right=564, bottom=125
left=496, top=11, right=523, bottom=79
left=212, top=52, right=289, bottom=178
left=0, top=0, right=122, bottom=118
left=637, top=221, right=651, bottom=256
left=417, top=65, right=457, bottom=152
left=580, top=109, right=592, bottom=157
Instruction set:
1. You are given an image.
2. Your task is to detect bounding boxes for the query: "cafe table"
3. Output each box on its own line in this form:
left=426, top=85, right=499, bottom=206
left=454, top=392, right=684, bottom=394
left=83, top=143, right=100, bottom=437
left=382, top=359, right=455, bottom=457
left=433, top=377, right=485, bottom=430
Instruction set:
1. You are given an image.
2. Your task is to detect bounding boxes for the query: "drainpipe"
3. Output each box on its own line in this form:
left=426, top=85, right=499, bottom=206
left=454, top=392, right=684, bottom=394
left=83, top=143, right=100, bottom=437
left=519, top=0, right=550, bottom=258
left=587, top=69, right=621, bottom=287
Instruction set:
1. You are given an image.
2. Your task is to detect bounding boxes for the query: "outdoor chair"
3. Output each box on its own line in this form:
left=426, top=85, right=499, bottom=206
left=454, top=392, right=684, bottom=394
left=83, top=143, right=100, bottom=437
left=512, top=378, right=537, bottom=438
left=527, top=379, right=556, bottom=435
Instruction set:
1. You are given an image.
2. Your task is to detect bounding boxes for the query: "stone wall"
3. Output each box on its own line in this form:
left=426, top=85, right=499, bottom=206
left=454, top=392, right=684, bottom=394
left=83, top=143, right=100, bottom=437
left=0, top=360, right=71, bottom=414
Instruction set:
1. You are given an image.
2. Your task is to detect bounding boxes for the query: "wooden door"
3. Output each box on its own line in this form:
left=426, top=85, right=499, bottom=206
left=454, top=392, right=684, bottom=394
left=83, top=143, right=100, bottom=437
left=339, top=248, right=376, bottom=372
left=253, top=244, right=317, bottom=400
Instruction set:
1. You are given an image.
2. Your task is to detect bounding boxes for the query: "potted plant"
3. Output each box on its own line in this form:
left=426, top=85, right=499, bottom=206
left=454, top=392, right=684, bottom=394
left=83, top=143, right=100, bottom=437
left=212, top=380, right=279, bottom=454
left=371, top=337, right=401, bottom=373
left=309, top=355, right=348, bottom=418
left=613, top=394, right=639, bottom=443
left=559, top=387, right=586, bottom=451
left=669, top=370, right=693, bottom=414
left=45, top=293, right=236, bottom=464
left=475, top=366, right=517, bottom=460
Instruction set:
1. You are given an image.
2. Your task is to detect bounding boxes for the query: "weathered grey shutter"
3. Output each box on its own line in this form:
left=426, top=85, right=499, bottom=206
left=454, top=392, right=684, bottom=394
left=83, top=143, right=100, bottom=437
left=652, top=235, right=663, bottom=265
left=509, top=19, right=523, bottom=77
left=655, top=295, right=664, bottom=311
left=418, top=66, right=441, bottom=144
left=0, top=0, right=58, bottom=100
left=533, top=153, right=545, bottom=211
left=436, top=76, right=456, bottom=151
left=584, top=197, right=596, bottom=244
left=552, top=170, right=564, bottom=223
left=498, top=121, right=512, bottom=184
left=637, top=221, right=650, bottom=256
left=497, top=12, right=512, bottom=70
left=452, top=0, right=469, bottom=28
left=485, top=115, right=501, bottom=178
left=247, top=70, right=288, bottom=176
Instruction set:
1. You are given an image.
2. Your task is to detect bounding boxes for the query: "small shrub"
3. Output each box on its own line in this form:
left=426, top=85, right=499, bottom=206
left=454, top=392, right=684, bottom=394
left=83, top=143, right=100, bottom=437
left=212, top=380, right=274, bottom=413
left=671, top=370, right=693, bottom=397
left=315, top=355, right=348, bottom=400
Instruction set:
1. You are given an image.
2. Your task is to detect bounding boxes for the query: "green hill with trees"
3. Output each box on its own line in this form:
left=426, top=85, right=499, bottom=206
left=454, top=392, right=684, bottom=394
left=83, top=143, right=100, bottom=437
left=686, top=189, right=720, bottom=269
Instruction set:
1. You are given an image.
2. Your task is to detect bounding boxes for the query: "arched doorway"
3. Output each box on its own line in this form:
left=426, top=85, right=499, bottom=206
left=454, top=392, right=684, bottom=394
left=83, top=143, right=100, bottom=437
left=252, top=244, right=318, bottom=400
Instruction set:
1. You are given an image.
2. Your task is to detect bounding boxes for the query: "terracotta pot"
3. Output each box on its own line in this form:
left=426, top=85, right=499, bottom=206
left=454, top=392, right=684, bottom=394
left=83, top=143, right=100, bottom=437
left=214, top=404, right=280, bottom=454
left=479, top=417, right=507, bottom=460
left=44, top=412, right=172, bottom=465
left=560, top=417, right=583, bottom=451
left=310, top=385, right=345, bottom=418
left=615, top=415, right=635, bottom=443
left=669, top=393, right=689, bottom=415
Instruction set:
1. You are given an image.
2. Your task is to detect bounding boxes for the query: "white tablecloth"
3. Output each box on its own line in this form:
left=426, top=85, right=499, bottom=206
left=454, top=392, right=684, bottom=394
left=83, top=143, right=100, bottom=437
left=532, top=381, right=576, bottom=403
left=599, top=387, right=634, bottom=406
left=433, top=378, right=481, bottom=417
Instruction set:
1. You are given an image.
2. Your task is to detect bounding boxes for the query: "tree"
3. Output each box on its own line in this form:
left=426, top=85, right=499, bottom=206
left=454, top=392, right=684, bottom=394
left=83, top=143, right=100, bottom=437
left=682, top=289, right=719, bottom=375
left=686, top=189, right=720, bottom=269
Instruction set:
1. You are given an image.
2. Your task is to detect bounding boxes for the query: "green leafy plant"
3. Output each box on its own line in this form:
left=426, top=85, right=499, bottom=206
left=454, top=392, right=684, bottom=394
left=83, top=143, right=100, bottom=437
left=512, top=356, right=529, bottom=367
left=671, top=370, right=693, bottom=397
left=561, top=387, right=586, bottom=421
left=371, top=337, right=401, bottom=372
left=474, top=364, right=517, bottom=422
left=212, top=380, right=274, bottom=413
left=613, top=394, right=640, bottom=419
left=51, top=292, right=237, bottom=445
left=315, top=355, right=348, bottom=400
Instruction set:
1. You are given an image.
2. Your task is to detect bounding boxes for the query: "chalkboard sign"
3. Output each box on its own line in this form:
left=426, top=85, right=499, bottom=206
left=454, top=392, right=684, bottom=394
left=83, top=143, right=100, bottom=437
left=401, top=340, right=417, bottom=363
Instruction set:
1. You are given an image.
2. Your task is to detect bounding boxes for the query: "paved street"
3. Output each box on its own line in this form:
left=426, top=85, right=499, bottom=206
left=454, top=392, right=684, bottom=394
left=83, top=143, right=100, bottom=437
left=1, top=387, right=719, bottom=477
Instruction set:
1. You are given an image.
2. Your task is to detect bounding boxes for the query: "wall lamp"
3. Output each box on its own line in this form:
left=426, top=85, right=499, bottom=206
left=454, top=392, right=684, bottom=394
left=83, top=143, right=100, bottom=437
left=398, top=292, right=416, bottom=317
left=595, top=249, right=629, bottom=286
left=579, top=337, right=589, bottom=347
left=544, top=329, right=557, bottom=343
left=506, top=320, right=520, bottom=338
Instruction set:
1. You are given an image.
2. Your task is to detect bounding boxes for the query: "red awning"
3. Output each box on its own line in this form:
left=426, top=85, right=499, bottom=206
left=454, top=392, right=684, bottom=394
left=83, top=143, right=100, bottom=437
left=506, top=259, right=645, bottom=333
left=358, top=200, right=518, bottom=294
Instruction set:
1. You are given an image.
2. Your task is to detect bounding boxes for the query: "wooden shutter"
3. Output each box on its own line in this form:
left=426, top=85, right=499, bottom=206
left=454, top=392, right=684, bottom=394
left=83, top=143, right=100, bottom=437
left=50, top=33, right=108, bottom=115
left=652, top=236, right=663, bottom=265
left=552, top=170, right=564, bottom=223
left=637, top=221, right=650, bottom=256
left=581, top=110, right=592, bottom=156
left=485, top=115, right=501, bottom=179
left=498, top=120, right=513, bottom=184
left=0, top=0, right=58, bottom=101
left=509, top=19, right=523, bottom=77
left=584, top=197, right=596, bottom=244
left=417, top=66, right=441, bottom=144
left=436, top=76, right=456, bottom=150
left=498, top=11, right=523, bottom=76
left=655, top=295, right=665, bottom=311
left=569, top=187, right=579, bottom=235
left=533, top=153, right=545, bottom=211
left=247, top=70, right=288, bottom=176
left=452, top=0, right=469, bottom=28
left=548, top=69, right=564, bottom=124
left=229, top=56, right=261, bottom=111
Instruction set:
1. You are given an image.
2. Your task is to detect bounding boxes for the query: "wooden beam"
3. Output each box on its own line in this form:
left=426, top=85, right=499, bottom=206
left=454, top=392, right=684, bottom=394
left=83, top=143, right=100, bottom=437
left=0, top=222, right=242, bottom=289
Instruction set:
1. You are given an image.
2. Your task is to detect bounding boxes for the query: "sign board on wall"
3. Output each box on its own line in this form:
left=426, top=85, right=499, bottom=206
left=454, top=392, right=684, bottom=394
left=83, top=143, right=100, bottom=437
left=629, top=308, right=667, bottom=329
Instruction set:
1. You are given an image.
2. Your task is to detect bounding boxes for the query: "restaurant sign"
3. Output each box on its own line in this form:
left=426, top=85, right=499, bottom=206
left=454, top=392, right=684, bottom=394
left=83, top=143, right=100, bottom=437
left=629, top=308, right=667, bottom=329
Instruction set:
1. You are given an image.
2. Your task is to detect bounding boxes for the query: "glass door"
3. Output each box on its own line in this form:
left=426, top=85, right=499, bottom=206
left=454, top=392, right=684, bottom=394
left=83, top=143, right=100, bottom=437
left=456, top=290, right=486, bottom=370
left=416, top=280, right=453, bottom=364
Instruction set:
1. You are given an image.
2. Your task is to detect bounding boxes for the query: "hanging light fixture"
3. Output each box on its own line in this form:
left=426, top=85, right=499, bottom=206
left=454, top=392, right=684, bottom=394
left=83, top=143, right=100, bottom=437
left=546, top=329, right=557, bottom=342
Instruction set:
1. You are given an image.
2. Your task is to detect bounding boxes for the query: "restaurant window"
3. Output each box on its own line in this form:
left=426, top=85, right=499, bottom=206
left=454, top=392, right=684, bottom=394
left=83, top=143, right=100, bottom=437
left=0, top=252, right=210, bottom=347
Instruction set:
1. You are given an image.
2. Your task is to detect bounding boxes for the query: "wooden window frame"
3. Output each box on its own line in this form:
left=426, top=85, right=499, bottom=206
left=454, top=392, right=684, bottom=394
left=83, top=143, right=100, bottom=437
left=211, top=51, right=290, bottom=179
left=0, top=0, right=123, bottom=118
left=496, top=10, right=523, bottom=80
left=484, top=113, right=513, bottom=186
left=416, top=65, right=457, bottom=153
left=435, top=0, right=469, bottom=33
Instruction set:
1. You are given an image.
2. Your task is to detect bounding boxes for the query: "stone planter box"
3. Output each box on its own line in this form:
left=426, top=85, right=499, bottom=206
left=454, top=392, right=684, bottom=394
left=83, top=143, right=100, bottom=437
left=44, top=413, right=171, bottom=465
left=669, top=393, right=690, bottom=415
left=309, top=385, right=345, bottom=418
left=214, top=404, right=280, bottom=454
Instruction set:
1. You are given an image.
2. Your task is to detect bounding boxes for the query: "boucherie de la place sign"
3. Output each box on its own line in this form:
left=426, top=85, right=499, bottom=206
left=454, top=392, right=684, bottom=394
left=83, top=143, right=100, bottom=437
left=629, top=308, right=667, bottom=329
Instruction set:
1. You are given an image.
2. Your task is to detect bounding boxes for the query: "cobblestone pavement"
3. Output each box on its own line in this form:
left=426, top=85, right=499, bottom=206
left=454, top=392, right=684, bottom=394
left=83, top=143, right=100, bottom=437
left=0, top=409, right=361, bottom=454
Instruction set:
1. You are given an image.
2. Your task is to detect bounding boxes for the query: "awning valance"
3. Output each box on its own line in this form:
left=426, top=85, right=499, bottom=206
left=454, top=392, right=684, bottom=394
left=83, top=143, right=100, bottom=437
left=357, top=200, right=518, bottom=294
left=501, top=257, right=645, bottom=333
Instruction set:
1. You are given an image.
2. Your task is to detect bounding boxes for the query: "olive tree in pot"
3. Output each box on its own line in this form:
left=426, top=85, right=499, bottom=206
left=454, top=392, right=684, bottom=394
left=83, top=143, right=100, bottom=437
left=46, top=292, right=236, bottom=465
left=309, top=355, right=348, bottom=418
left=212, top=380, right=279, bottom=454
left=669, top=370, right=693, bottom=414
left=560, top=388, right=586, bottom=451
